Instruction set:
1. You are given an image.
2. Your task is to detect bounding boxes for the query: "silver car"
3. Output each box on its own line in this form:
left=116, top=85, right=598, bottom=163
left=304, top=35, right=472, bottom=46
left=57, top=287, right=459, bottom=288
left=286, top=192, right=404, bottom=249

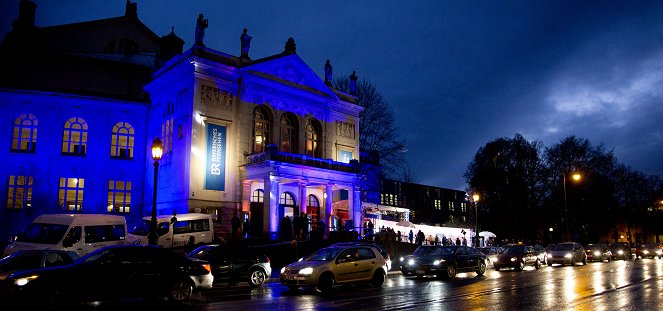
left=547, top=242, right=587, bottom=266
left=280, top=245, right=388, bottom=293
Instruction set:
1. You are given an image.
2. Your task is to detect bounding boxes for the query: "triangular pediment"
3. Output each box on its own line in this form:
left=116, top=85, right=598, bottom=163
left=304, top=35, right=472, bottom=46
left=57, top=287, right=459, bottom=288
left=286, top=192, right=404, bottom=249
left=243, top=54, right=337, bottom=99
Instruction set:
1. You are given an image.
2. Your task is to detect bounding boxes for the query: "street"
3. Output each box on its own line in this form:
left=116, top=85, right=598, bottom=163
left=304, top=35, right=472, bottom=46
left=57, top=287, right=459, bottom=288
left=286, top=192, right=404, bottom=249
left=144, top=257, right=663, bottom=310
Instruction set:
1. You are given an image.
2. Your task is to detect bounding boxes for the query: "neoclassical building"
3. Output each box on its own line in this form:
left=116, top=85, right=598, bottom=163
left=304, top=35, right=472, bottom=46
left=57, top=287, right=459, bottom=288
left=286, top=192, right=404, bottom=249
left=0, top=1, right=362, bottom=240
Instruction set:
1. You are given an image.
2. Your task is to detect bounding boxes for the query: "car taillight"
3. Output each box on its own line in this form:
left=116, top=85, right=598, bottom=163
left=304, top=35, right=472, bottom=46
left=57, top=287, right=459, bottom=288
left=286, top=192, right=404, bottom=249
left=201, top=263, right=211, bottom=273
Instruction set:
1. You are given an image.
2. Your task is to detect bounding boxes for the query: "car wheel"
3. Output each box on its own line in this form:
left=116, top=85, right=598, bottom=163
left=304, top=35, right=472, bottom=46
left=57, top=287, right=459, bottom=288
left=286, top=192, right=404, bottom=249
left=547, top=262, right=553, bottom=266
left=582, top=257, right=587, bottom=265
left=317, top=273, right=335, bottom=293
left=494, top=265, right=500, bottom=271
left=248, top=268, right=267, bottom=287
left=515, top=261, right=524, bottom=271
left=371, top=270, right=386, bottom=287
left=476, top=260, right=486, bottom=276
left=445, top=264, right=457, bottom=279
left=167, top=277, right=194, bottom=303
left=534, top=259, right=541, bottom=270
left=570, top=258, right=575, bottom=266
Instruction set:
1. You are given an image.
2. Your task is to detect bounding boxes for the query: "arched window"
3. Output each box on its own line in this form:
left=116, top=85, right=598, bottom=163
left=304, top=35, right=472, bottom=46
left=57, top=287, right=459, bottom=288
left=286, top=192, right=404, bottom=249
left=253, top=107, right=271, bottom=153
left=251, top=189, right=264, bottom=203
left=111, top=122, right=134, bottom=159
left=280, top=113, right=298, bottom=153
left=62, top=117, right=88, bottom=155
left=305, top=118, right=322, bottom=157
left=279, top=192, right=296, bottom=206
left=11, top=113, right=38, bottom=152
left=307, top=194, right=320, bottom=208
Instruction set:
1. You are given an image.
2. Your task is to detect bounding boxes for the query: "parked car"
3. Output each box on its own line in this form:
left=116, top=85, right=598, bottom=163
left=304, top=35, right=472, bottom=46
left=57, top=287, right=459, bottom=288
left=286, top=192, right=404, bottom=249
left=635, top=244, right=662, bottom=259
left=187, top=244, right=271, bottom=287
left=584, top=244, right=611, bottom=262
left=0, top=245, right=213, bottom=307
left=331, top=241, right=392, bottom=271
left=533, top=245, right=548, bottom=265
left=401, top=245, right=486, bottom=279
left=477, top=246, right=503, bottom=267
left=0, top=250, right=79, bottom=281
left=547, top=242, right=587, bottom=266
left=493, top=245, right=542, bottom=271
left=280, top=244, right=387, bottom=293
left=609, top=243, right=632, bottom=260
left=399, top=245, right=443, bottom=276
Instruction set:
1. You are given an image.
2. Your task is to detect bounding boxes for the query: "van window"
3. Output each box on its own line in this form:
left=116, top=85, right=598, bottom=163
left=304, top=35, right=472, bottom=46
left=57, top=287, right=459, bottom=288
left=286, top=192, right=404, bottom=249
left=84, top=225, right=126, bottom=243
left=17, top=223, right=69, bottom=244
left=173, top=219, right=210, bottom=234
left=63, top=226, right=82, bottom=246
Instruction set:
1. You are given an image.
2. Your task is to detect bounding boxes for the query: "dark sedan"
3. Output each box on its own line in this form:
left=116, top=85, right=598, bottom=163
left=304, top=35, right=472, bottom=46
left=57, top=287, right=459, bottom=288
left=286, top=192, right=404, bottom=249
left=493, top=245, right=542, bottom=271
left=635, top=244, right=662, bottom=259
left=585, top=244, right=612, bottom=262
left=1, top=245, right=213, bottom=308
left=0, top=250, right=79, bottom=281
left=609, top=243, right=632, bottom=260
left=401, top=245, right=486, bottom=279
left=187, top=244, right=272, bottom=287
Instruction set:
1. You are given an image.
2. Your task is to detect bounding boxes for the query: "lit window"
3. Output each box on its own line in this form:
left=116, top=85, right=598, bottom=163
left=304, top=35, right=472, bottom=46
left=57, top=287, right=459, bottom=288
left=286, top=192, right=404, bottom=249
left=11, top=114, right=38, bottom=152
left=448, top=201, right=455, bottom=212
left=62, top=117, right=88, bottom=155
left=7, top=175, right=33, bottom=209
left=280, top=192, right=296, bottom=205
left=251, top=189, right=264, bottom=203
left=305, top=118, right=322, bottom=157
left=161, top=118, right=174, bottom=154
left=279, top=113, right=298, bottom=153
left=461, top=202, right=467, bottom=212
left=59, top=177, right=84, bottom=211
left=108, top=180, right=131, bottom=213
left=434, top=199, right=441, bottom=210
left=307, top=195, right=320, bottom=207
left=253, top=107, right=271, bottom=153
left=111, top=122, right=134, bottom=159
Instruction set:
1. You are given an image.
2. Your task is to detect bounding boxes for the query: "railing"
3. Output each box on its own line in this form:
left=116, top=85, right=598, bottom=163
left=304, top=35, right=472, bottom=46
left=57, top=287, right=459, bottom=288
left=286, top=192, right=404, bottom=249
left=246, top=145, right=359, bottom=173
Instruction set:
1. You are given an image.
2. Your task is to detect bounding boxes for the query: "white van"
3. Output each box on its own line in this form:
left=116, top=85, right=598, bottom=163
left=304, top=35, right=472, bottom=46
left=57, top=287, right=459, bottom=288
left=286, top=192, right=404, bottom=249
left=3, top=214, right=128, bottom=257
left=127, top=213, right=215, bottom=248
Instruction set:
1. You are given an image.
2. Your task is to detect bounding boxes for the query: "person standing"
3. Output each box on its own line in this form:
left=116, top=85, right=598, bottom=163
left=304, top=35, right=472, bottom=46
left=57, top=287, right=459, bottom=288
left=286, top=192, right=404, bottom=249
left=409, top=230, right=414, bottom=244
left=231, top=212, right=241, bottom=240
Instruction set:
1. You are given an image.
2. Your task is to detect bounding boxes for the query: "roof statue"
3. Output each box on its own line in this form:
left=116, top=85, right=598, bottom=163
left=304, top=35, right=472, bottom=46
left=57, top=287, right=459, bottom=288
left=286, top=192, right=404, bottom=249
left=240, top=28, right=252, bottom=59
left=349, top=70, right=358, bottom=95
left=284, top=37, right=296, bottom=54
left=324, top=59, right=333, bottom=85
left=194, top=13, right=208, bottom=46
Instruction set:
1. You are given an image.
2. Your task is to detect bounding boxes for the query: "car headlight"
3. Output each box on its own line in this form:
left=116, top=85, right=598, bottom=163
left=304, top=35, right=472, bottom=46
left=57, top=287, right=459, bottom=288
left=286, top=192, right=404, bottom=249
left=408, top=259, right=415, bottom=266
left=400, top=257, right=405, bottom=262
left=299, top=267, right=314, bottom=275
left=594, top=251, right=600, bottom=256
left=280, top=267, right=286, bottom=274
left=547, top=253, right=552, bottom=258
left=618, top=250, right=624, bottom=255
left=564, top=253, right=572, bottom=258
left=493, top=258, right=499, bottom=262
left=433, top=259, right=445, bottom=265
left=510, top=257, right=517, bottom=262
left=643, top=250, right=649, bottom=254
left=14, top=275, right=39, bottom=287
left=657, top=250, right=662, bottom=255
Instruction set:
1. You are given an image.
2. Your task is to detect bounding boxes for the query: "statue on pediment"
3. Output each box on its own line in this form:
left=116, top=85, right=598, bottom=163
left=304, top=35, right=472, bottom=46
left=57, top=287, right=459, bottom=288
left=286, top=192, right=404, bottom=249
left=324, top=60, right=333, bottom=85
left=284, top=37, right=296, bottom=54
left=195, top=14, right=208, bottom=46
left=240, top=28, right=252, bottom=59
left=349, top=71, right=358, bottom=95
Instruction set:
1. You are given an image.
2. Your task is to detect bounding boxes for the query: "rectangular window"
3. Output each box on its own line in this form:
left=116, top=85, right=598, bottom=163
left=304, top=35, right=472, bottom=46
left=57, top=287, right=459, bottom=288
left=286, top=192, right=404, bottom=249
left=84, top=224, right=126, bottom=243
left=7, top=175, right=33, bottom=209
left=162, top=118, right=174, bottom=154
left=461, top=202, right=467, bottom=212
left=59, top=177, right=84, bottom=211
left=448, top=201, right=455, bottom=212
left=434, top=199, right=441, bottom=210
left=107, top=180, right=131, bottom=213
left=337, top=149, right=353, bottom=164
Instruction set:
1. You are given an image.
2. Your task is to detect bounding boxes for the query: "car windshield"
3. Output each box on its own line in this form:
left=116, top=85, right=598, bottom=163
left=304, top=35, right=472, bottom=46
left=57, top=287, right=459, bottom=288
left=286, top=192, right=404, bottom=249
left=306, top=248, right=344, bottom=261
left=130, top=220, right=152, bottom=236
left=586, top=244, right=602, bottom=250
left=16, top=223, right=69, bottom=244
left=187, top=246, right=214, bottom=258
left=505, top=246, right=524, bottom=254
left=644, top=244, right=658, bottom=248
left=553, top=244, right=574, bottom=251
left=478, top=248, right=490, bottom=255
left=412, top=246, right=440, bottom=256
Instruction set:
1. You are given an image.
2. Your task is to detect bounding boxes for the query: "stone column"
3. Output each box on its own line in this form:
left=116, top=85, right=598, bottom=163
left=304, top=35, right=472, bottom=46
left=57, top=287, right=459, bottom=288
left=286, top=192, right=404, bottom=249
left=325, top=183, right=333, bottom=233
left=352, top=186, right=362, bottom=234
left=264, top=175, right=280, bottom=239
left=241, top=180, right=251, bottom=214
left=299, top=181, right=308, bottom=215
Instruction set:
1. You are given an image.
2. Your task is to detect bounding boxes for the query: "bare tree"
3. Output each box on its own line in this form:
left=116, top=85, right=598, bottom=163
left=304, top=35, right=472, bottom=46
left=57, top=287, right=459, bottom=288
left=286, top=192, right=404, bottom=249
left=334, top=77, right=407, bottom=180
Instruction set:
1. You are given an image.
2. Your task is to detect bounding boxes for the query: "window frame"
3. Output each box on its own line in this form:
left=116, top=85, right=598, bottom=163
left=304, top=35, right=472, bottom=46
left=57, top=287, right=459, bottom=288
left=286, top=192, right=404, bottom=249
left=61, top=117, right=88, bottom=155
left=110, top=122, right=134, bottom=159
left=11, top=113, right=38, bottom=152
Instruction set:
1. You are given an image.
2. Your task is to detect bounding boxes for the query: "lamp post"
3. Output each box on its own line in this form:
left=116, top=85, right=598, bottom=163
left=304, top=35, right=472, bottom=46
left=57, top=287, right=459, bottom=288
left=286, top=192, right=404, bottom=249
left=147, top=137, right=163, bottom=246
left=473, top=194, right=480, bottom=247
left=562, top=172, right=581, bottom=242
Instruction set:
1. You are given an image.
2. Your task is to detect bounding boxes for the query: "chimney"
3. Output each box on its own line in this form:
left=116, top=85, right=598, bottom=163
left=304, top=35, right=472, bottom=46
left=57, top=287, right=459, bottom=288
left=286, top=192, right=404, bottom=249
left=125, top=0, right=138, bottom=18
left=13, top=0, right=37, bottom=32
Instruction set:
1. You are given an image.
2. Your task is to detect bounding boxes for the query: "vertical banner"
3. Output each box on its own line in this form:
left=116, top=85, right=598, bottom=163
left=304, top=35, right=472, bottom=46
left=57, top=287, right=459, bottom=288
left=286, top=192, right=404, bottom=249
left=205, top=123, right=226, bottom=191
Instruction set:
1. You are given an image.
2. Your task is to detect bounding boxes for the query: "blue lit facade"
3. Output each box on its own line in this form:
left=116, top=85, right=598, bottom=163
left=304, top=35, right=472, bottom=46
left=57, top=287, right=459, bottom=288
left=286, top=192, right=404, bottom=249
left=0, top=1, right=363, bottom=240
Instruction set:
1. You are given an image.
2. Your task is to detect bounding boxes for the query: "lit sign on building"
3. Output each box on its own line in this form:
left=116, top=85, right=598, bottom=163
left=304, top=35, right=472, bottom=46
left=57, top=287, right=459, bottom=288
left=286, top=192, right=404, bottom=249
left=338, top=149, right=353, bottom=164
left=205, top=123, right=226, bottom=191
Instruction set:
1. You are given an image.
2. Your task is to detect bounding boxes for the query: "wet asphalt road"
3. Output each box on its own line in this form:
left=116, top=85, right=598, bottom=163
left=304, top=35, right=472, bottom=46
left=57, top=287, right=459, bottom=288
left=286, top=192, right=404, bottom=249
left=98, top=257, right=663, bottom=310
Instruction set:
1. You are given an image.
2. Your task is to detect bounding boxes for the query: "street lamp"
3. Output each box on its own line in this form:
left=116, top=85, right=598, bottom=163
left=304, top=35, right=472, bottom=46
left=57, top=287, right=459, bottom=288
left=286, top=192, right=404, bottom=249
left=563, top=172, right=581, bottom=242
left=473, top=194, right=480, bottom=247
left=148, top=137, right=163, bottom=245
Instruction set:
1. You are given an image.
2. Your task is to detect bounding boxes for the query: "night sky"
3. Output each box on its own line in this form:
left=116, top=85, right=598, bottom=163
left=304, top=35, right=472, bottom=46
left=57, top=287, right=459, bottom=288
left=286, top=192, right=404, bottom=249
left=2, top=1, right=663, bottom=190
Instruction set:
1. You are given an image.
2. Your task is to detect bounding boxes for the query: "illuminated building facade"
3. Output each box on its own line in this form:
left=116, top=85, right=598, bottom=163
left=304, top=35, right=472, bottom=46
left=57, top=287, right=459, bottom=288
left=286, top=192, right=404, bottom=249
left=0, top=1, right=362, bottom=240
